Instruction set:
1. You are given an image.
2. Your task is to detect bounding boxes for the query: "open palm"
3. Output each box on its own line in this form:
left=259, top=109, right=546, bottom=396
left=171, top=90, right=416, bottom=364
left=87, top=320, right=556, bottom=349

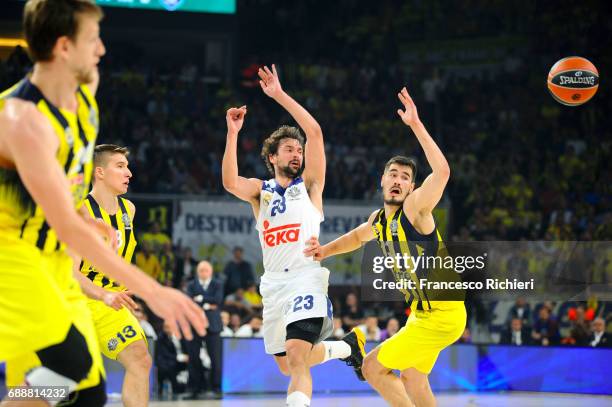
left=258, top=64, right=283, bottom=99
left=397, top=87, right=420, bottom=127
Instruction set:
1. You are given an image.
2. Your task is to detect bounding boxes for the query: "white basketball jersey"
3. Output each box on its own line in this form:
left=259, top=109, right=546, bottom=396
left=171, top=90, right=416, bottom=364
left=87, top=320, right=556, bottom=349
left=256, top=177, right=323, bottom=274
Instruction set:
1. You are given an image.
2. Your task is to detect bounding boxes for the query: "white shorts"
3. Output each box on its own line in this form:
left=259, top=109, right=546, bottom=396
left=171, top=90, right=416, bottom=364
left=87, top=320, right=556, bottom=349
left=260, top=267, right=333, bottom=355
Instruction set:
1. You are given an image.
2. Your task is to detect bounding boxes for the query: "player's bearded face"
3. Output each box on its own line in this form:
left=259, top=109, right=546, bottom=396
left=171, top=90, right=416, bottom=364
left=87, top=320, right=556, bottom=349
left=273, top=139, right=303, bottom=178
left=382, top=165, right=414, bottom=205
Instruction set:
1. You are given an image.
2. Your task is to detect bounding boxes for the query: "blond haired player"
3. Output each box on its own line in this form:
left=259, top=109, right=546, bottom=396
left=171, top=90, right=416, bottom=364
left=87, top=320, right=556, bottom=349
left=305, top=88, right=466, bottom=407
left=0, top=1, right=206, bottom=406
left=66, top=144, right=150, bottom=407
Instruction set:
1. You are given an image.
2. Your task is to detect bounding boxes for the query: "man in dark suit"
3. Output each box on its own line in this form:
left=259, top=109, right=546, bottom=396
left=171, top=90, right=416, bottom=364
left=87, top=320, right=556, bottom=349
left=174, top=247, right=199, bottom=289
left=222, top=246, right=255, bottom=296
left=587, top=317, right=611, bottom=348
left=154, top=322, right=189, bottom=399
left=500, top=317, right=531, bottom=346
left=506, top=297, right=531, bottom=326
left=185, top=260, right=224, bottom=398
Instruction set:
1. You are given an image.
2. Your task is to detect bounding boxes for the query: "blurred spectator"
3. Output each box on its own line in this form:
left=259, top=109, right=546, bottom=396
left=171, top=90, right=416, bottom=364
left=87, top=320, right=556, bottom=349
left=224, top=288, right=252, bottom=314
left=175, top=247, right=198, bottom=288
left=507, top=297, right=531, bottom=326
left=229, top=313, right=242, bottom=334
left=358, top=316, right=381, bottom=342
left=159, top=242, right=176, bottom=287
left=220, top=311, right=234, bottom=337
left=133, top=301, right=157, bottom=341
left=235, top=315, right=264, bottom=338
left=380, top=318, right=400, bottom=341
left=185, top=261, right=224, bottom=397
left=566, top=305, right=592, bottom=346
left=500, top=318, right=531, bottom=346
left=341, top=293, right=364, bottom=330
left=223, top=247, right=255, bottom=296
left=155, top=322, right=188, bottom=399
left=332, top=317, right=345, bottom=339
left=531, top=307, right=560, bottom=346
left=587, top=317, right=610, bottom=348
left=141, top=221, right=171, bottom=254
left=135, top=241, right=162, bottom=281
left=243, top=284, right=263, bottom=310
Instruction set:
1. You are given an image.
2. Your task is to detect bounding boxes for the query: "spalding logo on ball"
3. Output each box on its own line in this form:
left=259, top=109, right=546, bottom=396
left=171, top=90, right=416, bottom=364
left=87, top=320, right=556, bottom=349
left=547, top=56, right=599, bottom=106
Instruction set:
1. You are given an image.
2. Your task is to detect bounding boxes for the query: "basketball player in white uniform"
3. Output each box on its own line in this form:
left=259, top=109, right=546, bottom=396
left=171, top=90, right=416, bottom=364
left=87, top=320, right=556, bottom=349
left=222, top=65, right=365, bottom=407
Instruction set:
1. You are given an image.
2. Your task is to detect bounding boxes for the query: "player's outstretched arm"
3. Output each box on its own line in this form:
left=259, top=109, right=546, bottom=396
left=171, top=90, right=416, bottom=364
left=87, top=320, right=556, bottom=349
left=397, top=87, right=450, bottom=215
left=222, top=106, right=261, bottom=205
left=0, top=99, right=207, bottom=339
left=258, top=64, right=325, bottom=189
left=304, top=210, right=378, bottom=261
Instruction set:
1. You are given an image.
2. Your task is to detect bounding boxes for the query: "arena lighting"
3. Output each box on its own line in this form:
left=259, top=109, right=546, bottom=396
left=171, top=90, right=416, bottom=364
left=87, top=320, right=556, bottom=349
left=0, top=38, right=27, bottom=48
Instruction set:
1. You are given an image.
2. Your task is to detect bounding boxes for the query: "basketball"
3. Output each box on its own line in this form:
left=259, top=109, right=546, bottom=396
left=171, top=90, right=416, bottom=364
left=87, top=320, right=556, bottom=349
left=547, top=56, right=599, bottom=106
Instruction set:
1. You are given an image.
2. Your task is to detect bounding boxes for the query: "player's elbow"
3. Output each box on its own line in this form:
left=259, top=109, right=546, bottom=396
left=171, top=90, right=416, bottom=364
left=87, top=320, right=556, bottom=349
left=435, top=164, right=451, bottom=180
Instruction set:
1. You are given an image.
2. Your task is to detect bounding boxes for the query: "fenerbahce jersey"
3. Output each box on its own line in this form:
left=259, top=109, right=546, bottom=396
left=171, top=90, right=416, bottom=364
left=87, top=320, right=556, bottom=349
left=0, top=78, right=97, bottom=253
left=79, top=194, right=137, bottom=291
left=256, top=177, right=323, bottom=274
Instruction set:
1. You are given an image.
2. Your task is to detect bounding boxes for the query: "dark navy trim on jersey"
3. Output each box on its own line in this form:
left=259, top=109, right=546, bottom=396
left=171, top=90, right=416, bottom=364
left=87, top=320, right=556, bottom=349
left=273, top=177, right=303, bottom=196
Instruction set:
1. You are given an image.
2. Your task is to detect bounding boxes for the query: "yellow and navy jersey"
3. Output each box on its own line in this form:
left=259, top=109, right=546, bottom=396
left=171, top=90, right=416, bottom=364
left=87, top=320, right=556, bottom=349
left=0, top=78, right=98, bottom=253
left=80, top=194, right=137, bottom=291
left=371, top=207, right=446, bottom=311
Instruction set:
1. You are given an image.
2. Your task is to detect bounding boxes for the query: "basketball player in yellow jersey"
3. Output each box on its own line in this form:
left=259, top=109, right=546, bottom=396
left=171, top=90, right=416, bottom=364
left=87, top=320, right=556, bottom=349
left=0, top=1, right=206, bottom=406
left=305, top=88, right=466, bottom=407
left=70, top=144, right=152, bottom=407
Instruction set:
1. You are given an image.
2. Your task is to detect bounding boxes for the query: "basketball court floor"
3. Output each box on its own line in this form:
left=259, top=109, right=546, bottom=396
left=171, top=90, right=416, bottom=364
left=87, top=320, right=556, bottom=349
left=106, top=392, right=612, bottom=406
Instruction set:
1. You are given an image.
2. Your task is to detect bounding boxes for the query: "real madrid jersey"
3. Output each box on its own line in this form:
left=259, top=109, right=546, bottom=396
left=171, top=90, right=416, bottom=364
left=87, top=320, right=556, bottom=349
left=0, top=78, right=98, bottom=253
left=256, top=177, right=323, bottom=275
left=79, top=194, right=137, bottom=291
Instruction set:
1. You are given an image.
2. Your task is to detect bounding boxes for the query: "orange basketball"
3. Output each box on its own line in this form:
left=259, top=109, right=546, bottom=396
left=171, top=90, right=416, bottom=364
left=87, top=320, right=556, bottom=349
left=547, top=56, right=599, bottom=106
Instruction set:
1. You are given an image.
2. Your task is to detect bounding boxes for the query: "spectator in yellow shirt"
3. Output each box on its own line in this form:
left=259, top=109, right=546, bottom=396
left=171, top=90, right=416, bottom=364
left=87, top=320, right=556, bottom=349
left=135, top=241, right=162, bottom=281
left=141, top=221, right=171, bottom=255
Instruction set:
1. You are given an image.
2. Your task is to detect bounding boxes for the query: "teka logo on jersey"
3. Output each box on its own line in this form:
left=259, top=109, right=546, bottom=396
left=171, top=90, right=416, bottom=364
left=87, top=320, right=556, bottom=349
left=263, top=220, right=301, bottom=247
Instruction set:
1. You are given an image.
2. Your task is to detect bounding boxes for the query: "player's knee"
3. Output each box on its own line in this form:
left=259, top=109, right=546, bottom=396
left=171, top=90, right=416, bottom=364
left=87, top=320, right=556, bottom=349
left=121, top=343, right=152, bottom=374
left=285, top=344, right=308, bottom=371
left=34, top=324, right=93, bottom=385
left=361, top=353, right=380, bottom=381
left=274, top=354, right=290, bottom=376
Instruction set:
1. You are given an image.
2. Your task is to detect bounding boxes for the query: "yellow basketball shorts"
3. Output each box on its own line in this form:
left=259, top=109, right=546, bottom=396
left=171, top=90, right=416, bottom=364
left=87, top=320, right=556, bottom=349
left=0, top=236, right=72, bottom=362
left=377, top=302, right=467, bottom=374
left=87, top=296, right=147, bottom=360
left=5, top=251, right=105, bottom=391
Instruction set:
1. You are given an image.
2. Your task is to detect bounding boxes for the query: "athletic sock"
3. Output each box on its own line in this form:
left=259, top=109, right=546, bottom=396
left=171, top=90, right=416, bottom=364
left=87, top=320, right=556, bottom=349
left=322, top=340, right=351, bottom=362
left=286, top=391, right=311, bottom=407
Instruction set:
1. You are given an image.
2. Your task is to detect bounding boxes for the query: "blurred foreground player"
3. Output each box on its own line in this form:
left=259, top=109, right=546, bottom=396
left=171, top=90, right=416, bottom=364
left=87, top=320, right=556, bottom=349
left=0, top=1, right=206, bottom=406
left=305, top=88, right=466, bottom=407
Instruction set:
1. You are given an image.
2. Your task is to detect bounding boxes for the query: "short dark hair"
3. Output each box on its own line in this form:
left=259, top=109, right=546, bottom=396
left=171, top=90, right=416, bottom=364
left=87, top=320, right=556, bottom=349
left=23, top=0, right=103, bottom=62
left=93, top=144, right=129, bottom=167
left=260, top=125, right=305, bottom=176
left=384, top=155, right=417, bottom=182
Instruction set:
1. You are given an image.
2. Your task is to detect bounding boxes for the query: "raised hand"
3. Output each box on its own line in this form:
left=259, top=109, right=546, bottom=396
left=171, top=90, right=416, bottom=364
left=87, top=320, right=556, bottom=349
left=303, top=236, right=326, bottom=261
left=226, top=105, right=247, bottom=135
left=397, top=87, right=421, bottom=127
left=258, top=64, right=284, bottom=99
